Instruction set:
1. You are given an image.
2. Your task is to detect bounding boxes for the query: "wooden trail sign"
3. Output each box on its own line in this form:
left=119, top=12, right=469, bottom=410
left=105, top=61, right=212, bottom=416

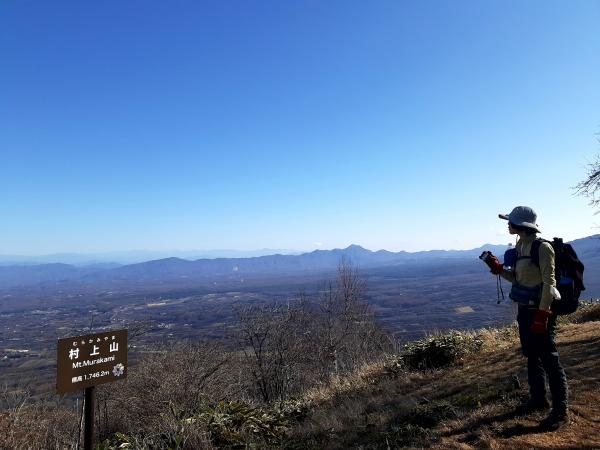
left=57, top=329, right=128, bottom=394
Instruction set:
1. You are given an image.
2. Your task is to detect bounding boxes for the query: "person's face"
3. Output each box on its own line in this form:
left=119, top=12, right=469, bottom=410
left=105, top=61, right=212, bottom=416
left=508, top=222, right=517, bottom=235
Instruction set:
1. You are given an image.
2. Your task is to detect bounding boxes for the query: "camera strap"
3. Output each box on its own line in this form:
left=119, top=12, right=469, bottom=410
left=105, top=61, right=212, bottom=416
left=496, top=275, right=505, bottom=304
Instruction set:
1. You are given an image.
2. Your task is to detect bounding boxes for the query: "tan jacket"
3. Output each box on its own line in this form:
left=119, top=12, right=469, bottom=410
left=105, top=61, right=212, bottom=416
left=500, top=235, right=556, bottom=310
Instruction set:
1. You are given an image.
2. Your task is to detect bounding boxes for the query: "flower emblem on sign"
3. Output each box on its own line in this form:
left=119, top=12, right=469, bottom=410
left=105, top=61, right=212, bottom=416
left=112, top=363, right=125, bottom=377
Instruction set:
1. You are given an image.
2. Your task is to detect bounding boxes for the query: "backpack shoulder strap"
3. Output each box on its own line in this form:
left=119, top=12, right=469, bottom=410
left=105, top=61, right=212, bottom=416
left=530, top=238, right=542, bottom=267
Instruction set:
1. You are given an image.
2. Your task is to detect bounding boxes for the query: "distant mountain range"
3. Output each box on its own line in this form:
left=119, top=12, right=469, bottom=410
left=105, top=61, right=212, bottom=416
left=0, top=248, right=302, bottom=266
left=1, top=235, right=598, bottom=291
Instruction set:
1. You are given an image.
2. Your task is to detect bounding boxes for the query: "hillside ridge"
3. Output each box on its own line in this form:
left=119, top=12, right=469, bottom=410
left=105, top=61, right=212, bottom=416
left=289, top=305, right=600, bottom=449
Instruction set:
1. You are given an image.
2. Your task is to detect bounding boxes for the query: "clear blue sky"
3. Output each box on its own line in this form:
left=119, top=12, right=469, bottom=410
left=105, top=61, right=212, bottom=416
left=1, top=1, right=599, bottom=255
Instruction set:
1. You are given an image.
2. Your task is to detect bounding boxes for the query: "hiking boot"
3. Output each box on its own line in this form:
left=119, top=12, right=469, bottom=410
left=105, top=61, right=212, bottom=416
left=513, top=398, right=550, bottom=416
left=539, top=409, right=570, bottom=431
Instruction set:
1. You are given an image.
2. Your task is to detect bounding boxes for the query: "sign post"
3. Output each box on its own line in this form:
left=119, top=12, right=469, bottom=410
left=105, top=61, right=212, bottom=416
left=57, top=329, right=128, bottom=450
left=84, top=386, right=95, bottom=450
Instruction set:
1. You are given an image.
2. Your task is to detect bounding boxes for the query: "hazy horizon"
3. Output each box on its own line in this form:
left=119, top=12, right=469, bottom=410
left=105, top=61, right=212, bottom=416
left=2, top=230, right=598, bottom=264
left=5, top=234, right=599, bottom=264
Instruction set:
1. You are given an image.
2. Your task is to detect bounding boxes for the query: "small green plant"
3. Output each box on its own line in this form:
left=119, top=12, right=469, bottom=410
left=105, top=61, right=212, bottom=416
left=452, top=393, right=481, bottom=409
left=384, top=423, right=430, bottom=447
left=186, top=399, right=308, bottom=447
left=410, top=401, right=458, bottom=428
left=95, top=431, right=185, bottom=450
left=381, top=355, right=405, bottom=377
left=273, top=399, right=309, bottom=422
left=451, top=382, right=511, bottom=410
left=403, top=331, right=484, bottom=370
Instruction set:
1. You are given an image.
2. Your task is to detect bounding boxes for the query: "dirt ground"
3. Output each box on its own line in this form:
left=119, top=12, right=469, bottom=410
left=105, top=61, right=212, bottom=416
left=293, top=319, right=600, bottom=449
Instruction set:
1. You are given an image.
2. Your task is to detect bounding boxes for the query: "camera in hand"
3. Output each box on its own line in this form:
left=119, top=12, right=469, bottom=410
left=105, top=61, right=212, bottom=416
left=479, top=250, right=503, bottom=274
left=479, top=250, right=493, bottom=263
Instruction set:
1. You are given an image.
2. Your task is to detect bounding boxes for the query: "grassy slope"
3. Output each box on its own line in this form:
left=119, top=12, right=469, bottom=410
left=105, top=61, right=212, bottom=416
left=290, top=313, right=600, bottom=449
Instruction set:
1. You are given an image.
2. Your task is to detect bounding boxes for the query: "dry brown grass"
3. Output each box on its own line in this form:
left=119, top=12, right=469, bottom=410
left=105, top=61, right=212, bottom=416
left=3, top=305, right=598, bottom=449
left=289, top=315, right=600, bottom=449
left=0, top=402, right=78, bottom=450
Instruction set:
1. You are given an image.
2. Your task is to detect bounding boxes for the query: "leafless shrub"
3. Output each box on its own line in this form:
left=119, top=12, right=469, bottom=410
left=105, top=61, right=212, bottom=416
left=311, top=259, right=391, bottom=376
left=233, top=299, right=314, bottom=402
left=96, top=340, right=240, bottom=439
left=233, top=259, right=392, bottom=403
left=0, top=382, right=30, bottom=413
left=0, top=398, right=78, bottom=450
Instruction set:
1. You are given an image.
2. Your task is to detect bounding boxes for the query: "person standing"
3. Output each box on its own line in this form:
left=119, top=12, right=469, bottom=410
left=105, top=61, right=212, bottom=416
left=484, top=206, right=569, bottom=431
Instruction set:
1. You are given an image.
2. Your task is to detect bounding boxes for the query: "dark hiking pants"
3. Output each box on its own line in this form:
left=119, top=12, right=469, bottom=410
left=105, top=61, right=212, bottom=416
left=517, top=307, right=568, bottom=413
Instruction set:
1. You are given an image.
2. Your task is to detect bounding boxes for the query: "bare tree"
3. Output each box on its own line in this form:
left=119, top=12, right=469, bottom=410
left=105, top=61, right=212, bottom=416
left=575, top=139, right=600, bottom=209
left=233, top=301, right=311, bottom=402
left=313, top=258, right=389, bottom=375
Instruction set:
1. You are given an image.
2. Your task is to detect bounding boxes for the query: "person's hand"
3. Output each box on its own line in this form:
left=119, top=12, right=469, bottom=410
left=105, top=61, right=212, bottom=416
left=531, top=309, right=553, bottom=334
left=488, top=255, right=504, bottom=275
left=480, top=251, right=503, bottom=274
